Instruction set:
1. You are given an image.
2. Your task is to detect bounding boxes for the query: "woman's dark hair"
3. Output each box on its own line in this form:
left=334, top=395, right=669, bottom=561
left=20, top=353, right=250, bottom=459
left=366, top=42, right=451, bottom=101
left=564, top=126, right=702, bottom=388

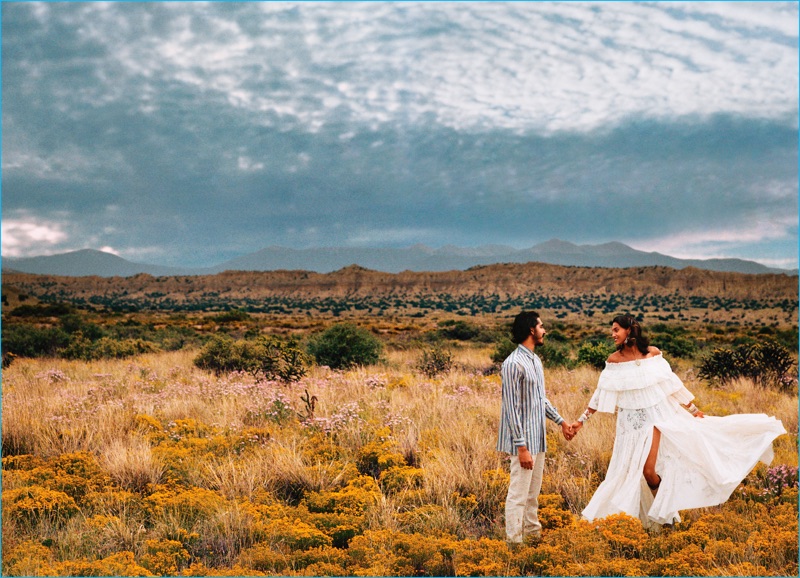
left=613, top=314, right=650, bottom=355
left=511, top=311, right=540, bottom=344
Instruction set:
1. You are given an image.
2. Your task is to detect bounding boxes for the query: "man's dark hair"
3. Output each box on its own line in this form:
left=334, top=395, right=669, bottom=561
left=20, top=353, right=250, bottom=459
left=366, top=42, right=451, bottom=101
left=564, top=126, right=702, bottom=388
left=511, top=311, right=540, bottom=344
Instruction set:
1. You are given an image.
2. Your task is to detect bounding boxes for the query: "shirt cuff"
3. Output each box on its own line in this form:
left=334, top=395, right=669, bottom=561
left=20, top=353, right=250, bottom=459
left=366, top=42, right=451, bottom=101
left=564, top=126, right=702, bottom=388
left=513, top=437, right=527, bottom=447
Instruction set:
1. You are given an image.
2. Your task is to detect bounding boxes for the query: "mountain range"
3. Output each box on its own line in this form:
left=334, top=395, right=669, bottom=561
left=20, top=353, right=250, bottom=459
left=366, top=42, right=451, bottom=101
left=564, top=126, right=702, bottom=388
left=2, top=239, right=795, bottom=277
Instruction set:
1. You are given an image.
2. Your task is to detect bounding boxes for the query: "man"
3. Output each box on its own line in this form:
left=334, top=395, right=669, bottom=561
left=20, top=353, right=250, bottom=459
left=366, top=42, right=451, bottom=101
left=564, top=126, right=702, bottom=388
left=497, top=310, right=573, bottom=544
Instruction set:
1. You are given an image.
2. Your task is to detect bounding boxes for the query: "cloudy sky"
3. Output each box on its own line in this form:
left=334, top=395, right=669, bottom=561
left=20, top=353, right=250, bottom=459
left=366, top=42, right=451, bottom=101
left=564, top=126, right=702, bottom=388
left=3, top=1, right=798, bottom=269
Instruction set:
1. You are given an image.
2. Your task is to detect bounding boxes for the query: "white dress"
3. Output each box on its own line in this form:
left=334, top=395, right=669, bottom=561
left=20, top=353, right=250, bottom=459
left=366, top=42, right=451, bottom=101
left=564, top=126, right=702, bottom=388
left=581, top=354, right=786, bottom=527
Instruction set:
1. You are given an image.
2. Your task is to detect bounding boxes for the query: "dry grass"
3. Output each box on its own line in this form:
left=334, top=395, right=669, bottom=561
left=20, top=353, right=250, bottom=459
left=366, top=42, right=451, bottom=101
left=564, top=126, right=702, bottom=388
left=2, top=345, right=797, bottom=575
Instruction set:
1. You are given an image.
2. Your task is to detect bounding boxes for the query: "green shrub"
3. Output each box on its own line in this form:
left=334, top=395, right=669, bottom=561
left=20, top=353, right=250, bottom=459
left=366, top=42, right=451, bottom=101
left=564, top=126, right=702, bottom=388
left=59, top=314, right=105, bottom=340
left=60, top=333, right=160, bottom=361
left=537, top=342, right=575, bottom=369
left=437, top=319, right=491, bottom=342
left=7, top=302, right=74, bottom=317
left=490, top=337, right=516, bottom=365
left=577, top=341, right=615, bottom=369
left=194, top=334, right=309, bottom=382
left=307, top=323, right=383, bottom=370
left=649, top=325, right=699, bottom=359
left=1, top=324, right=71, bottom=358
left=212, top=309, right=251, bottom=323
left=194, top=334, right=240, bottom=374
left=699, top=340, right=797, bottom=391
left=417, top=346, right=454, bottom=378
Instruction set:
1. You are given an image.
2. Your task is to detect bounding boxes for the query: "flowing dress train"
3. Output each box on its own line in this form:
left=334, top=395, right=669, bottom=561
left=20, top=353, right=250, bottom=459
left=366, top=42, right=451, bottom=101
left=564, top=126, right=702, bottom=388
left=581, top=355, right=786, bottom=527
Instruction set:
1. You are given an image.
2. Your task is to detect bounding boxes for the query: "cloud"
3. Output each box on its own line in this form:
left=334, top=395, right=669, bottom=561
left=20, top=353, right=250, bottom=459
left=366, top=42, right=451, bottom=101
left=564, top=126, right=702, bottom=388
left=1, top=2, right=797, bottom=269
left=2, top=214, right=69, bottom=257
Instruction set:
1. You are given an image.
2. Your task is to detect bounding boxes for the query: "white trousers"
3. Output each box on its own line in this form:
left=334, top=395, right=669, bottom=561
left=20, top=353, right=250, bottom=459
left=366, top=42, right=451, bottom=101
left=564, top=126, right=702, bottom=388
left=505, top=452, right=545, bottom=543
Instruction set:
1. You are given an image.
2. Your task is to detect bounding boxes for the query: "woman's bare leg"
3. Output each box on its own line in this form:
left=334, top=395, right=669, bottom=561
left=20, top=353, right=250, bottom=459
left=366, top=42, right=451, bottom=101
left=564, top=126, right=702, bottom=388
left=643, top=427, right=661, bottom=490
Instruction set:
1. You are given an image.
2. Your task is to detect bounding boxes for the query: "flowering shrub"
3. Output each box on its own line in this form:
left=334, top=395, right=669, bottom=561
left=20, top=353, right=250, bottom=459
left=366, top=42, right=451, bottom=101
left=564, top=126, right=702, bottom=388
left=511, top=543, right=570, bottom=576
left=304, top=475, right=381, bottom=517
left=303, top=401, right=364, bottom=434
left=453, top=536, right=510, bottom=576
left=593, top=512, right=648, bottom=558
left=348, top=530, right=457, bottom=577
left=141, top=539, right=191, bottom=575
left=356, top=427, right=407, bottom=477
left=379, top=465, right=425, bottom=494
left=49, top=551, right=153, bottom=577
left=259, top=516, right=333, bottom=551
left=144, top=486, right=226, bottom=528
left=762, top=464, right=798, bottom=498
left=2, top=540, right=55, bottom=576
left=3, top=486, right=79, bottom=526
left=245, top=390, right=298, bottom=426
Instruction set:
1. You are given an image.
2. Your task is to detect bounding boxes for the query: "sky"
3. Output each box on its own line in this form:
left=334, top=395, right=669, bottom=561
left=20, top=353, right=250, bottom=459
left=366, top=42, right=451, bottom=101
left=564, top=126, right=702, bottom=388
left=2, top=1, right=798, bottom=270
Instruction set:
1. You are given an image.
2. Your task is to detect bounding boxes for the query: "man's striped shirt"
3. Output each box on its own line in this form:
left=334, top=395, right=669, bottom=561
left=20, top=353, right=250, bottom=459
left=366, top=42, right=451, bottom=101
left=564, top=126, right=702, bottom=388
left=496, top=344, right=564, bottom=455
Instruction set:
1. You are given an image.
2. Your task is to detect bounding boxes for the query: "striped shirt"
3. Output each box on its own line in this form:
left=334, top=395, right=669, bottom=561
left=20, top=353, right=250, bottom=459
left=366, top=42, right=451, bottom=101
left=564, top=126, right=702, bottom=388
left=496, top=344, right=564, bottom=455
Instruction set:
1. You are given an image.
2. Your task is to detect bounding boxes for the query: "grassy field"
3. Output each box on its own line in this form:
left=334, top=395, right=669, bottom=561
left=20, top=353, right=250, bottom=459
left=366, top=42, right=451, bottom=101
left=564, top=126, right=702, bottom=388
left=2, top=340, right=797, bottom=576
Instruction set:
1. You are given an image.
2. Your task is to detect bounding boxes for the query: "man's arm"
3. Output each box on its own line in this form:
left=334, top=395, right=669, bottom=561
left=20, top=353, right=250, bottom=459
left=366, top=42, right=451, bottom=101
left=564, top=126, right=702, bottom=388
left=545, top=399, right=574, bottom=440
left=500, top=360, right=528, bottom=450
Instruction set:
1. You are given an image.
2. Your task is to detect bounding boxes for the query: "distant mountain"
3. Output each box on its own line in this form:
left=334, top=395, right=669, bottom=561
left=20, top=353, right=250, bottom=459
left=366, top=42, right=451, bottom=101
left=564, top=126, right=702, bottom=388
left=2, top=240, right=795, bottom=277
left=210, top=239, right=793, bottom=275
left=1, top=249, right=201, bottom=277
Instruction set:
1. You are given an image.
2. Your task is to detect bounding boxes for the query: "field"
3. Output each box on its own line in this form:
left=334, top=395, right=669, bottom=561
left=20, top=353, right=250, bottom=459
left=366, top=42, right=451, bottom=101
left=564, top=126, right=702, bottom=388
left=2, top=301, right=798, bottom=576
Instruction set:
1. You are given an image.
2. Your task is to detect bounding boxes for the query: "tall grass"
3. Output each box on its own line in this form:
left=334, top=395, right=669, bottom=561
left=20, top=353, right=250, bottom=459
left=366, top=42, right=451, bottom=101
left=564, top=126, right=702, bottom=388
left=2, top=346, right=797, bottom=576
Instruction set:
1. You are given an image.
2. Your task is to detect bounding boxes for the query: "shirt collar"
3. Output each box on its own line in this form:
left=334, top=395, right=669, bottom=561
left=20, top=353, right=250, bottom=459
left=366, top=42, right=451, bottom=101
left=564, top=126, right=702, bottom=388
left=516, top=344, right=539, bottom=362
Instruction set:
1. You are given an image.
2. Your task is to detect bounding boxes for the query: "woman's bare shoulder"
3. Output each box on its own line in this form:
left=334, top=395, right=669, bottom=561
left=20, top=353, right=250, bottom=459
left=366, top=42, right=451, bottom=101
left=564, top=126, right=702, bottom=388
left=606, top=350, right=625, bottom=363
left=647, top=346, right=661, bottom=357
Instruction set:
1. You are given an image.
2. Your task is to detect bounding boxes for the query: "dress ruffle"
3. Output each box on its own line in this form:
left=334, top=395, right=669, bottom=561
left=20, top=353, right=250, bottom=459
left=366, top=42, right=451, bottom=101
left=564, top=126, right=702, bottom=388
left=589, top=355, right=694, bottom=411
left=582, top=355, right=786, bottom=528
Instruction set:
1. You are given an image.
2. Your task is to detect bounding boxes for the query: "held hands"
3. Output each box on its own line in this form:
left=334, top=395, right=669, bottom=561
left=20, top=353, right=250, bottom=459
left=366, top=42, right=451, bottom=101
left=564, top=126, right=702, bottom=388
left=561, top=421, right=575, bottom=441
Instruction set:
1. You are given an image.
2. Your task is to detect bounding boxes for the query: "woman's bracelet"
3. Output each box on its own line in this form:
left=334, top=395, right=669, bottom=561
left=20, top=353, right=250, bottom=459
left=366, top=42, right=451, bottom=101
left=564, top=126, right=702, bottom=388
left=686, top=403, right=700, bottom=416
left=578, top=409, right=593, bottom=423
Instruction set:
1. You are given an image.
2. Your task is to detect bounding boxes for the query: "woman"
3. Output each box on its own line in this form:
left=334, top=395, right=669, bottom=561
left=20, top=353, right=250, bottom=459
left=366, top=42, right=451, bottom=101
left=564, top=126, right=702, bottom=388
left=571, top=314, right=786, bottom=528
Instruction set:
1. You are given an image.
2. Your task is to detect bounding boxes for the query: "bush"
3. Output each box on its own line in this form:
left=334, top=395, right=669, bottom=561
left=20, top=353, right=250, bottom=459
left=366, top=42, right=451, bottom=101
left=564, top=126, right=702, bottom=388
left=650, top=327, right=698, bottom=359
left=7, top=302, right=74, bottom=317
left=61, top=335, right=160, bottom=361
left=212, top=309, right=251, bottom=323
left=439, top=320, right=484, bottom=341
left=417, top=346, right=454, bottom=378
left=2, top=486, right=79, bottom=527
left=307, top=323, right=383, bottom=370
left=699, top=340, right=797, bottom=391
left=537, top=342, right=575, bottom=369
left=1, top=324, right=71, bottom=358
left=490, top=337, right=516, bottom=365
left=577, top=340, right=615, bottom=369
left=194, top=334, right=309, bottom=382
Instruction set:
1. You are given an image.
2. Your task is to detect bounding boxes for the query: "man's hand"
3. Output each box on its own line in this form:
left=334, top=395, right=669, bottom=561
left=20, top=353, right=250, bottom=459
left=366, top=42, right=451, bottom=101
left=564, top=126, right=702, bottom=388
left=517, top=447, right=534, bottom=470
left=561, top=421, right=575, bottom=441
